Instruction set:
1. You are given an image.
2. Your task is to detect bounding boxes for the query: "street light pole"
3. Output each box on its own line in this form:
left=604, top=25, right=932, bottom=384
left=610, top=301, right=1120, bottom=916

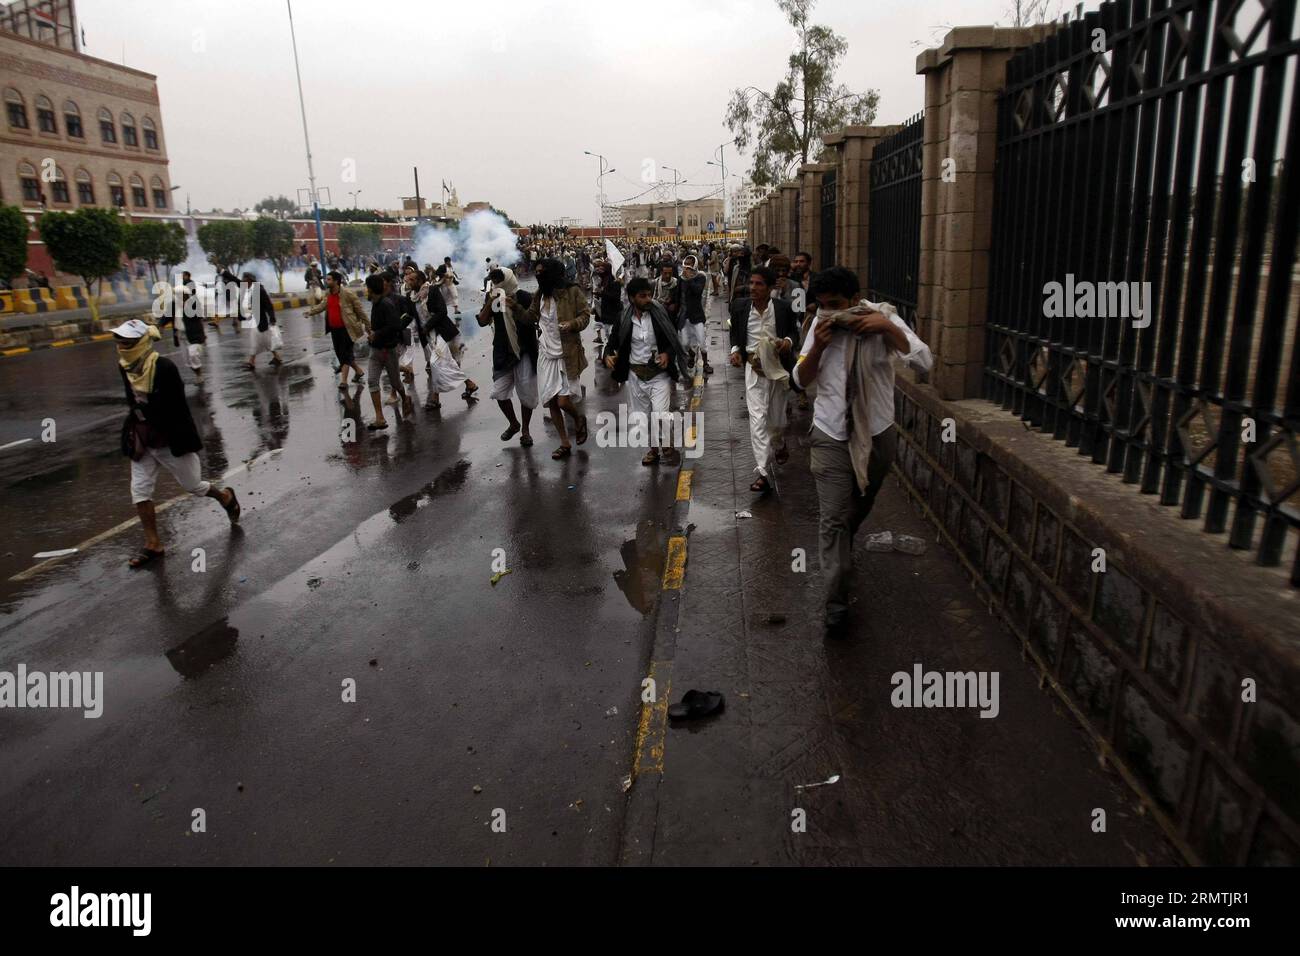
left=584, top=151, right=614, bottom=244
left=662, top=165, right=682, bottom=237
left=286, top=0, right=325, bottom=264
left=713, top=140, right=733, bottom=235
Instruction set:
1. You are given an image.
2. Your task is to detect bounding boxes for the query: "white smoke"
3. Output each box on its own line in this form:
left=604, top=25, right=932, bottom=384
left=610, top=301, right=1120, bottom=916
left=163, top=236, right=304, bottom=292
left=412, top=210, right=520, bottom=292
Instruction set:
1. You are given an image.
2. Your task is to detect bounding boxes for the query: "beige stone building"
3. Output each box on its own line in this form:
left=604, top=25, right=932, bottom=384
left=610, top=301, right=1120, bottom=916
left=615, top=197, right=724, bottom=239
left=1, top=3, right=174, bottom=276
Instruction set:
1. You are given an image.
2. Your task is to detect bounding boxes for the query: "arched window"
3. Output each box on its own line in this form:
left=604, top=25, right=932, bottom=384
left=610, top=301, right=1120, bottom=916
left=35, top=95, right=56, bottom=133
left=63, top=100, right=82, bottom=138
left=75, top=169, right=94, bottom=205
left=141, top=116, right=158, bottom=150
left=5, top=89, right=28, bottom=129
left=150, top=175, right=168, bottom=209
left=50, top=165, right=69, bottom=204
left=120, top=110, right=137, bottom=147
left=107, top=172, right=125, bottom=208
left=18, top=162, right=42, bottom=204
left=98, top=107, right=116, bottom=144
left=129, top=173, right=146, bottom=207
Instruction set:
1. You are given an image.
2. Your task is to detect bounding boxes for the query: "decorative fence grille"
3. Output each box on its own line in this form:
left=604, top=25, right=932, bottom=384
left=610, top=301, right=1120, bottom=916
left=868, top=112, right=925, bottom=327
left=984, top=0, right=1300, bottom=584
left=820, top=169, right=838, bottom=268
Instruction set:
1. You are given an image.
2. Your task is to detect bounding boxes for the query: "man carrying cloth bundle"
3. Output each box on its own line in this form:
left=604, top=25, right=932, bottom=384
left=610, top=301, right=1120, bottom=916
left=795, top=267, right=933, bottom=640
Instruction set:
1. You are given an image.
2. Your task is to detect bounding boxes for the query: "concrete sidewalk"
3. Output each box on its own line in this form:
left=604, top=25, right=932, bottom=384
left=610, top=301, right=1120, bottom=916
left=621, top=309, right=1182, bottom=866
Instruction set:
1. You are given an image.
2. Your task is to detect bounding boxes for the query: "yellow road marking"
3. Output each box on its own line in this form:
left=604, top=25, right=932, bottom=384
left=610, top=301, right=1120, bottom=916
left=686, top=425, right=697, bottom=447
left=633, top=661, right=671, bottom=777
left=689, top=395, right=701, bottom=411
left=50, top=339, right=75, bottom=347
left=91, top=333, right=114, bottom=341
left=676, top=469, right=693, bottom=501
left=662, top=535, right=687, bottom=589
left=2, top=347, right=31, bottom=356
left=693, top=373, right=703, bottom=387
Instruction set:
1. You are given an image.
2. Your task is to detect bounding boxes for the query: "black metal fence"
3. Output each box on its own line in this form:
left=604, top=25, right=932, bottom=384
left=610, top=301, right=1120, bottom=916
left=868, top=112, right=925, bottom=327
left=985, top=0, right=1300, bottom=584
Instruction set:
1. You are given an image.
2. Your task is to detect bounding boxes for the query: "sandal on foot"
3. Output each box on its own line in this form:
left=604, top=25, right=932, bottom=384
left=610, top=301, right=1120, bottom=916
left=552, top=445, right=571, bottom=460
left=501, top=424, right=521, bottom=442
left=641, top=449, right=660, bottom=466
left=222, top=489, right=241, bottom=524
left=128, top=548, right=165, bottom=569
left=367, top=421, right=389, bottom=431
left=668, top=690, right=725, bottom=721
left=750, top=475, right=771, bottom=493
left=520, top=434, right=534, bottom=447
left=574, top=415, right=589, bottom=446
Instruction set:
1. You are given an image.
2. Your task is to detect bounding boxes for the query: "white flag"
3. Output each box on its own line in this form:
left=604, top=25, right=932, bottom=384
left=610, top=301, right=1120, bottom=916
left=604, top=239, right=625, bottom=277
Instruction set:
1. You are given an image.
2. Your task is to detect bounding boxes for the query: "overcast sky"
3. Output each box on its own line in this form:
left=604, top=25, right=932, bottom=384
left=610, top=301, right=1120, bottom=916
left=74, top=0, right=1092, bottom=223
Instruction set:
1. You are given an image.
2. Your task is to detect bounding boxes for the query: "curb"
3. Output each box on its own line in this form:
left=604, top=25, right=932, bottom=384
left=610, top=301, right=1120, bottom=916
left=0, top=293, right=316, bottom=357
left=618, top=357, right=709, bottom=865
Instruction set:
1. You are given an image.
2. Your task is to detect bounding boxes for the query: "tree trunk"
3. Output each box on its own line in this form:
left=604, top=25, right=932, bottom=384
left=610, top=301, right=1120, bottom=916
left=87, top=277, right=100, bottom=324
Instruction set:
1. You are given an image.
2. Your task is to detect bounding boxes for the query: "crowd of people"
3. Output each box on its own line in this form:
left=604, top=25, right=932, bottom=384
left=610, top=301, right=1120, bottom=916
left=116, top=234, right=933, bottom=638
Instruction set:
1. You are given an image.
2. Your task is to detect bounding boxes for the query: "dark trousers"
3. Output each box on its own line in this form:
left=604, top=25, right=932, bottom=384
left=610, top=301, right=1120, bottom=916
left=809, top=424, right=897, bottom=623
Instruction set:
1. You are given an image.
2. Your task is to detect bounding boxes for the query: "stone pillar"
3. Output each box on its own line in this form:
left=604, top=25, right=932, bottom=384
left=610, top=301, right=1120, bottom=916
left=778, top=183, right=799, bottom=256
left=824, top=125, right=903, bottom=285
left=916, top=25, right=1049, bottom=400
left=797, top=162, right=837, bottom=272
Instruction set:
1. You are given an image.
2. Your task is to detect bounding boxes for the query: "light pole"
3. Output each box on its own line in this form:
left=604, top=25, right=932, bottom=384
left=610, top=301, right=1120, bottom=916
left=286, top=0, right=325, bottom=264
left=584, top=151, right=614, bottom=243
left=711, top=140, right=734, bottom=234
left=662, top=165, right=685, bottom=237
left=349, top=190, right=362, bottom=209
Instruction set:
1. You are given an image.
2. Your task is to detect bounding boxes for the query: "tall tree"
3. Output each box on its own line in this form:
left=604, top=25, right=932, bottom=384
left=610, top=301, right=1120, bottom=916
left=123, top=220, right=187, bottom=283
left=0, top=204, right=29, bottom=288
left=724, top=0, right=880, bottom=189
left=38, top=208, right=125, bottom=322
left=254, top=195, right=298, bottom=220
left=250, top=217, right=296, bottom=293
left=197, top=220, right=253, bottom=274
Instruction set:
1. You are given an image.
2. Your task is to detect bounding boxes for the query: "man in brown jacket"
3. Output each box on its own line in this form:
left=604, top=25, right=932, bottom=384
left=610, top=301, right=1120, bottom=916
left=521, top=257, right=591, bottom=459
left=306, top=270, right=370, bottom=387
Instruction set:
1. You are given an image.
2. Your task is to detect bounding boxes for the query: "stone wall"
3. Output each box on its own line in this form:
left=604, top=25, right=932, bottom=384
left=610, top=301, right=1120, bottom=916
left=890, top=374, right=1300, bottom=865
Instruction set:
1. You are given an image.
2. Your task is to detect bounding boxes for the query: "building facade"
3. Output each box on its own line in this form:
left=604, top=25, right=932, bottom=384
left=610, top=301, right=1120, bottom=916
left=613, top=197, right=724, bottom=238
left=1, top=7, right=174, bottom=278
left=729, top=181, right=766, bottom=227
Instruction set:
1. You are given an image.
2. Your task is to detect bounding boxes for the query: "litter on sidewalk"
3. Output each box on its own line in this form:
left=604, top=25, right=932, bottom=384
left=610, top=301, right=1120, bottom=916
left=864, top=531, right=928, bottom=555
left=794, top=773, right=841, bottom=792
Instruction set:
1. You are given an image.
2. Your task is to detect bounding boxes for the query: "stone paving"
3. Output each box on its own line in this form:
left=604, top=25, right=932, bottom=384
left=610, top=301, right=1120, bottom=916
left=634, top=303, right=1183, bottom=866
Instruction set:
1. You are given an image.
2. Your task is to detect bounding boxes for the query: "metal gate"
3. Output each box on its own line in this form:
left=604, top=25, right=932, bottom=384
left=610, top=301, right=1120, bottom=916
left=867, top=111, right=924, bottom=327
left=984, top=0, right=1300, bottom=584
left=819, top=169, right=837, bottom=268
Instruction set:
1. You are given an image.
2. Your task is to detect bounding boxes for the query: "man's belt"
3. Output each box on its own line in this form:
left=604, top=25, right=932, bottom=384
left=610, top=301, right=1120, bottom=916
left=630, top=362, right=665, bottom=382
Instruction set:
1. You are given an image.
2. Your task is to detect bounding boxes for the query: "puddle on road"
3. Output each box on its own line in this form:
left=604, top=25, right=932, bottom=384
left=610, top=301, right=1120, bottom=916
left=389, top=459, right=471, bottom=522
left=165, top=619, right=239, bottom=679
left=613, top=519, right=667, bottom=616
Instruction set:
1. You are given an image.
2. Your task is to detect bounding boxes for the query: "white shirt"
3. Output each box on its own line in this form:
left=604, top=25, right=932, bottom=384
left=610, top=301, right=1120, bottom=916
left=793, top=304, right=933, bottom=439
left=629, top=309, right=657, bottom=364
left=538, top=296, right=564, bottom=359
left=732, top=300, right=774, bottom=354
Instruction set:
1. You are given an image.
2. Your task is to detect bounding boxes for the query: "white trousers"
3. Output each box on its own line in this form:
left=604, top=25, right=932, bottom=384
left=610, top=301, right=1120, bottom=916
left=745, top=363, right=788, bottom=477
left=681, top=322, right=707, bottom=350
left=627, top=372, right=672, bottom=445
left=441, top=283, right=459, bottom=311
left=130, top=447, right=210, bottom=504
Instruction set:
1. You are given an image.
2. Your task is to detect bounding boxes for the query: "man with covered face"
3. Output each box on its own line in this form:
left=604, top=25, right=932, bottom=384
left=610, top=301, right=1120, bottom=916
left=522, top=257, right=591, bottom=459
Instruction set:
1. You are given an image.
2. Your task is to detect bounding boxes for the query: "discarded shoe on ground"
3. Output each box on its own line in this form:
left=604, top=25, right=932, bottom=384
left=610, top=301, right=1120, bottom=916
left=668, top=689, right=725, bottom=721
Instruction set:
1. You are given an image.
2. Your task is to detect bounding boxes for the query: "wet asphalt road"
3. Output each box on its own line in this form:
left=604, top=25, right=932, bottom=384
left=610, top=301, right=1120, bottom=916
left=0, top=282, right=683, bottom=865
